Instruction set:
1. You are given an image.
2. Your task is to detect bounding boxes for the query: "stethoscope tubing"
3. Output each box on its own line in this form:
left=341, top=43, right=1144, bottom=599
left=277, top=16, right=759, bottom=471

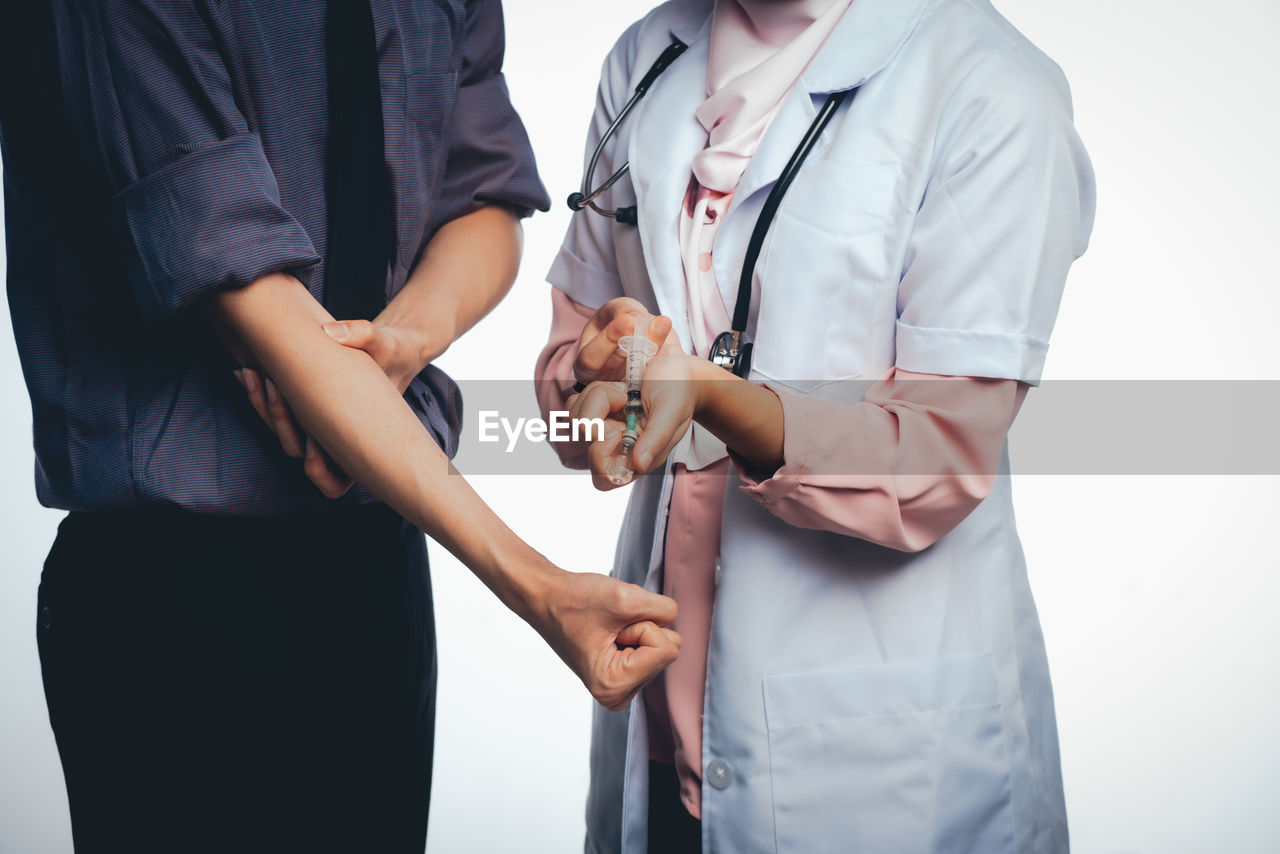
left=568, top=40, right=690, bottom=221
left=569, top=37, right=857, bottom=376
left=730, top=86, right=853, bottom=334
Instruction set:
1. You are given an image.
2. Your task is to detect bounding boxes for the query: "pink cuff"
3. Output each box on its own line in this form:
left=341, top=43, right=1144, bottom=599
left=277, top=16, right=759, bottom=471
left=533, top=287, right=596, bottom=469
left=736, top=371, right=1024, bottom=552
left=734, top=384, right=824, bottom=506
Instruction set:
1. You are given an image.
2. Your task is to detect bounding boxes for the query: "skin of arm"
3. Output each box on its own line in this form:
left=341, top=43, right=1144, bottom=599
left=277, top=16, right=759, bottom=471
left=562, top=298, right=782, bottom=485
left=629, top=354, right=1028, bottom=484
left=570, top=352, right=784, bottom=482
left=213, top=272, right=680, bottom=711
left=238, top=205, right=527, bottom=490
left=364, top=204, right=526, bottom=385
left=635, top=354, right=785, bottom=475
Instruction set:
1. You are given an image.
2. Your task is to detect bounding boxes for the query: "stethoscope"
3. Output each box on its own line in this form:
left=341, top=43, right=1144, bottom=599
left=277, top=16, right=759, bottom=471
left=568, top=38, right=856, bottom=378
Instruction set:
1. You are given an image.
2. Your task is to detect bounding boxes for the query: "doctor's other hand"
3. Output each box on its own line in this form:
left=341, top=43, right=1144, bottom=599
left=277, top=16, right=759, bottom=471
left=531, top=570, right=681, bottom=711
left=573, top=298, right=679, bottom=387
left=566, top=380, right=633, bottom=491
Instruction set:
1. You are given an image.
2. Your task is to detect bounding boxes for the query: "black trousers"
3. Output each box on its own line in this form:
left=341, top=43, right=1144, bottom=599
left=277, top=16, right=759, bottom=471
left=36, top=504, right=436, bottom=854
left=648, top=761, right=701, bottom=854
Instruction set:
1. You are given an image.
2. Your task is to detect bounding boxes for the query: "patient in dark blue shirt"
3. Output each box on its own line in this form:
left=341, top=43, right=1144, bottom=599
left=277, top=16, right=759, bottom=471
left=0, top=2, right=681, bottom=851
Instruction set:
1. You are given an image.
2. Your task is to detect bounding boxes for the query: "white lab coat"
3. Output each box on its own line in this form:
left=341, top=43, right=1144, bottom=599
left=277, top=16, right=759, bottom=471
left=547, top=0, right=1095, bottom=851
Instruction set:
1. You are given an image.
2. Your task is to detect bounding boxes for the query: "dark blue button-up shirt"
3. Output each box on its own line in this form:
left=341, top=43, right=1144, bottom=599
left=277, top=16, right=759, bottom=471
left=0, top=0, right=549, bottom=515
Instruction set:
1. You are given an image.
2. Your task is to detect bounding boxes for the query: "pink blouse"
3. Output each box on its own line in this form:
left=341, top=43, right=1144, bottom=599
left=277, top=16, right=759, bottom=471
left=533, top=287, right=1024, bottom=818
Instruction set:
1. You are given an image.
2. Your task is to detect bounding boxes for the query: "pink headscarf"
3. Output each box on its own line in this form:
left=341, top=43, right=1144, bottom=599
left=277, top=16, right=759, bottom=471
left=692, top=0, right=854, bottom=193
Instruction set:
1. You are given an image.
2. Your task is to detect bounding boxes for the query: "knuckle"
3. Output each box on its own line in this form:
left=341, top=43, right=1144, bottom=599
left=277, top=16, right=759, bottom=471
left=611, top=583, right=637, bottom=613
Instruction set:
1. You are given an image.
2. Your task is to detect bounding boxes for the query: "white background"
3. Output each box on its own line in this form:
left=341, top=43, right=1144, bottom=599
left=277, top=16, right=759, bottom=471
left=2, top=1, right=1278, bottom=852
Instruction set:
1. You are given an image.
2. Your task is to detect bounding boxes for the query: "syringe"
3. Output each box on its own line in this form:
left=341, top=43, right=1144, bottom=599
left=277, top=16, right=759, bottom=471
left=606, top=316, right=659, bottom=485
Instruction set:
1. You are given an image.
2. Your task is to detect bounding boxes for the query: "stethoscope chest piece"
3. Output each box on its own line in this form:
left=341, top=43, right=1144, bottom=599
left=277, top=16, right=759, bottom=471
left=709, top=331, right=753, bottom=379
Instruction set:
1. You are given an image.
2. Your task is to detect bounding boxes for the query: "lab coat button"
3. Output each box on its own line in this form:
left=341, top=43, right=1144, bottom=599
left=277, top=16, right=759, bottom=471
left=714, top=557, right=722, bottom=588
left=706, top=758, right=733, bottom=790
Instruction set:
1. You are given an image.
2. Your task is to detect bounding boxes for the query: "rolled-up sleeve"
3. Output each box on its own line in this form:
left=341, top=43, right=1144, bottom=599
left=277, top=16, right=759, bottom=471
left=895, top=44, right=1095, bottom=385
left=53, top=0, right=319, bottom=326
left=431, top=0, right=550, bottom=226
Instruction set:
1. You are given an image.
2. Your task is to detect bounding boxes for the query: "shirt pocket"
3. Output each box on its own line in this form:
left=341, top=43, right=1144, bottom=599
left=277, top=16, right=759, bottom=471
left=393, top=68, right=459, bottom=265
left=750, top=160, right=899, bottom=396
left=762, top=653, right=1015, bottom=854
left=406, top=67, right=459, bottom=132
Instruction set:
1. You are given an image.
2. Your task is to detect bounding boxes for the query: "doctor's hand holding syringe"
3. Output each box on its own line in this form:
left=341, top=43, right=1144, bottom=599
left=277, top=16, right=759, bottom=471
left=561, top=298, right=787, bottom=490
left=563, top=299, right=788, bottom=486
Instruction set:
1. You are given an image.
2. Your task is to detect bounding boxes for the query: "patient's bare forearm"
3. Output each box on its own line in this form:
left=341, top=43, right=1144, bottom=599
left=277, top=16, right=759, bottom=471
left=212, top=272, right=556, bottom=619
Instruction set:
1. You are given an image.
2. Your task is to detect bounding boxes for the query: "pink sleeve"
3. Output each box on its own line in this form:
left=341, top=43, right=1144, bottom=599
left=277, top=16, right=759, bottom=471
left=736, top=369, right=1028, bottom=552
left=533, top=287, right=596, bottom=469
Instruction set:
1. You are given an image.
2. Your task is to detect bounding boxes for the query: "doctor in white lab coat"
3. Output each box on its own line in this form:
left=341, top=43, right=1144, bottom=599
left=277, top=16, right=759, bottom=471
left=541, top=0, right=1095, bottom=851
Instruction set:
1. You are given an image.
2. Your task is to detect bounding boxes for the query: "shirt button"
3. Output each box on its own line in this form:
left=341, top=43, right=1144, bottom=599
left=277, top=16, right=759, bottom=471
left=706, top=758, right=733, bottom=790
left=40, top=605, right=52, bottom=629
left=714, top=557, right=722, bottom=588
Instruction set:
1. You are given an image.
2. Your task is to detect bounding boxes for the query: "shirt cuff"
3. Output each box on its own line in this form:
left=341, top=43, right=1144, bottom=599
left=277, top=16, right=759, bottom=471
left=111, top=133, right=320, bottom=326
left=405, top=365, right=464, bottom=460
left=894, top=320, right=1049, bottom=386
left=735, top=384, right=826, bottom=507
left=533, top=288, right=595, bottom=470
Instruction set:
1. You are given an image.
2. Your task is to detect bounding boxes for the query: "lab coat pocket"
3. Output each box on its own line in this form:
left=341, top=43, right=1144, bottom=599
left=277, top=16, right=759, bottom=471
left=762, top=653, right=1014, bottom=854
left=750, top=161, right=898, bottom=396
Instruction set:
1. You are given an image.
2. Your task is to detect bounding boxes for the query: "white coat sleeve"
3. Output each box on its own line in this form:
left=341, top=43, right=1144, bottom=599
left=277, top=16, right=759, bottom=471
left=544, top=21, right=644, bottom=310
left=894, top=44, right=1096, bottom=385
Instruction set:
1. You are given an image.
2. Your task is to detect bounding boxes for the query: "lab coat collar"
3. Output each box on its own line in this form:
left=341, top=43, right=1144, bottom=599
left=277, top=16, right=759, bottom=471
left=628, top=21, right=711, bottom=352
left=802, top=0, right=932, bottom=93
left=642, top=0, right=930, bottom=344
left=733, top=0, right=931, bottom=206
left=667, top=0, right=711, bottom=47
left=667, top=0, right=930, bottom=92
left=655, top=0, right=931, bottom=323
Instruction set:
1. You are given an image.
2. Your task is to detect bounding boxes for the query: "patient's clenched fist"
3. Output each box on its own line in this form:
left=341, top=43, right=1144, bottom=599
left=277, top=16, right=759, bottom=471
left=530, top=570, right=681, bottom=711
